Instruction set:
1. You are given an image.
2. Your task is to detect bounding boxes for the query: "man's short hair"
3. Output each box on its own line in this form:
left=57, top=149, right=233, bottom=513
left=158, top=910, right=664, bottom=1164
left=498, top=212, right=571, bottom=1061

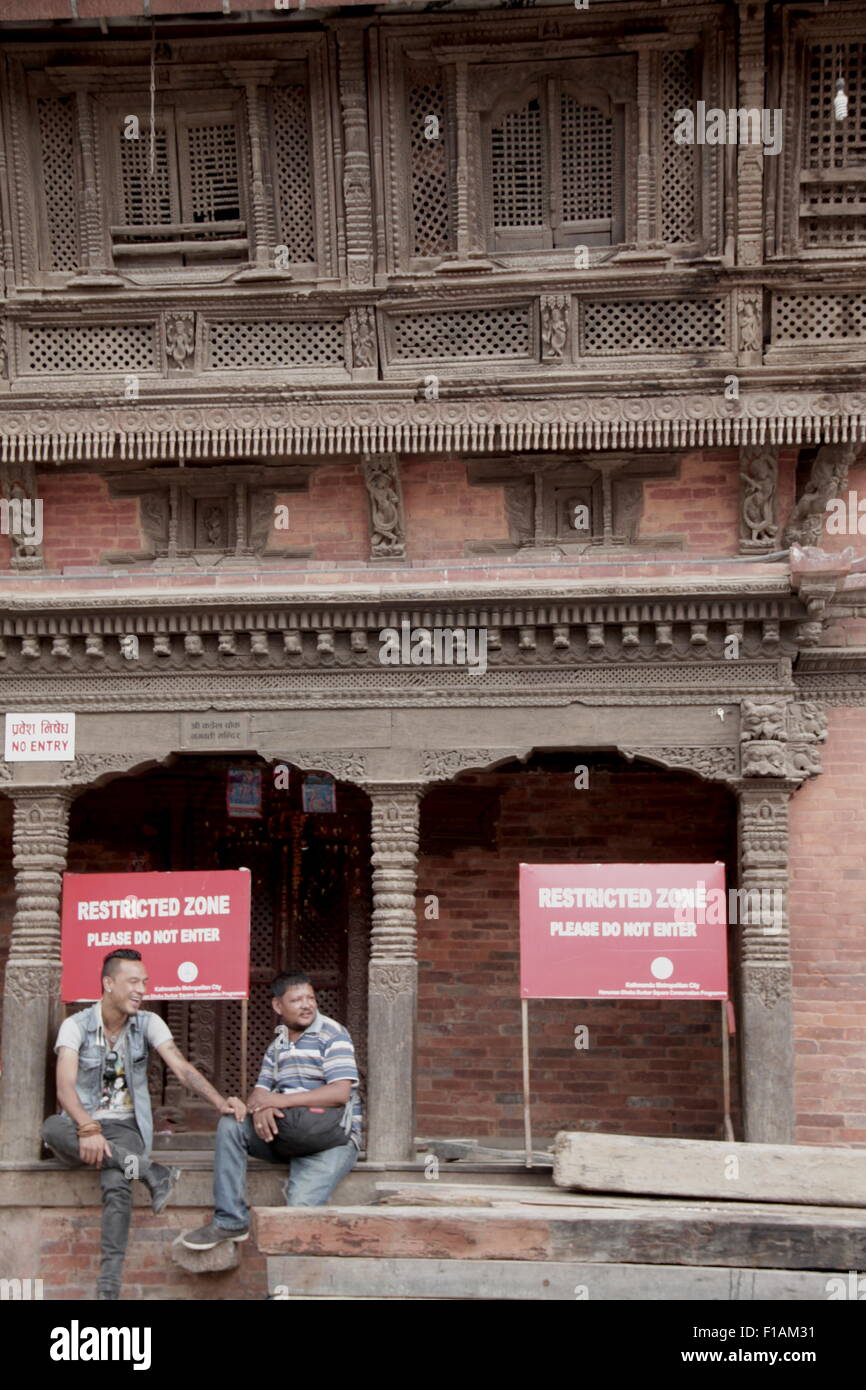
left=271, top=971, right=314, bottom=999
left=102, top=949, right=143, bottom=987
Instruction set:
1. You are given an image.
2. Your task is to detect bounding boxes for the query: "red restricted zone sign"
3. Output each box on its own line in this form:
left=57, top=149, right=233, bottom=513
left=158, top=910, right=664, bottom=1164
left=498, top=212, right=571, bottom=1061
left=61, top=870, right=251, bottom=1002
left=519, top=862, right=728, bottom=1000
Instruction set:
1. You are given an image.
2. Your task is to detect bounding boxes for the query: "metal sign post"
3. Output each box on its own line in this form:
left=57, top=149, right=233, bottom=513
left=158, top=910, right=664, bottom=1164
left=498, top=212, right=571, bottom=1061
left=521, top=997, right=533, bottom=1168
left=721, top=999, right=735, bottom=1142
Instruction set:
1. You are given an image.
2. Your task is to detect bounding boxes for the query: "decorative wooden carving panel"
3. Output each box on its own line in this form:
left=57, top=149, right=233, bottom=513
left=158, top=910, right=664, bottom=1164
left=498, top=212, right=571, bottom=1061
left=407, top=65, right=451, bottom=259
left=21, top=322, right=157, bottom=375
left=36, top=96, right=78, bottom=270
left=581, top=296, right=728, bottom=356
left=772, top=292, right=866, bottom=346
left=205, top=318, right=345, bottom=369
left=388, top=304, right=533, bottom=363
left=271, top=84, right=317, bottom=264
left=660, top=49, right=698, bottom=246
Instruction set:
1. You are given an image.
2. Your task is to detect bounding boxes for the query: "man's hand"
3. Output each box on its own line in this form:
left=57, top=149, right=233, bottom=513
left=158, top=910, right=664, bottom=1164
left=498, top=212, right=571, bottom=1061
left=80, top=1133, right=113, bottom=1168
left=220, top=1096, right=247, bottom=1122
left=250, top=1104, right=281, bottom=1141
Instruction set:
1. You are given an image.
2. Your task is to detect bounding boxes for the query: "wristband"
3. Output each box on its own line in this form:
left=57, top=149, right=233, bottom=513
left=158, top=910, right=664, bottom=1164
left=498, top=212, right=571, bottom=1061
left=77, top=1120, right=102, bottom=1137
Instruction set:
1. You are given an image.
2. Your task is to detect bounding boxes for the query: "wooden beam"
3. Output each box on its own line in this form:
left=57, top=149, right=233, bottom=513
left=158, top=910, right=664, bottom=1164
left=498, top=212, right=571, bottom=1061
left=266, top=1255, right=851, bottom=1302
left=251, top=1201, right=866, bottom=1270
left=553, top=1131, right=866, bottom=1207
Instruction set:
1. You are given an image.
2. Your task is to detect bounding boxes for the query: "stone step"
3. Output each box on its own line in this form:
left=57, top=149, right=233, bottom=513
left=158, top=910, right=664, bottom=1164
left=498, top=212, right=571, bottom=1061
left=0, top=1157, right=545, bottom=1209
left=251, top=1199, right=866, bottom=1271
left=553, top=1131, right=866, bottom=1206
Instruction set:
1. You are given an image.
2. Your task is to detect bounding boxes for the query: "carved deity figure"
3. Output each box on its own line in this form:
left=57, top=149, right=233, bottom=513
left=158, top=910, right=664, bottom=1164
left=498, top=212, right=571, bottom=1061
left=350, top=307, right=377, bottom=369
left=165, top=314, right=195, bottom=368
left=783, top=444, right=858, bottom=548
left=363, top=455, right=405, bottom=558
left=203, top=507, right=224, bottom=548
left=541, top=296, right=569, bottom=360
left=741, top=448, right=778, bottom=543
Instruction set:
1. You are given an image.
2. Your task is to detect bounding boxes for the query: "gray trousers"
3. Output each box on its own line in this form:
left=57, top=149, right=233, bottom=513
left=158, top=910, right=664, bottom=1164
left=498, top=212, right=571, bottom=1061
left=42, top=1112, right=156, bottom=1298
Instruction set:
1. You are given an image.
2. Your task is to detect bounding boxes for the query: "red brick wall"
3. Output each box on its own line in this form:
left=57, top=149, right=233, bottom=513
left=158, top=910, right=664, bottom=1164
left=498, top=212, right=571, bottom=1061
left=37, top=1207, right=267, bottom=1301
left=266, top=461, right=370, bottom=561
left=37, top=472, right=141, bottom=569
left=639, top=448, right=797, bottom=555
left=415, top=764, right=741, bottom=1142
left=0, top=450, right=805, bottom=571
left=789, top=707, right=866, bottom=1145
left=402, top=456, right=508, bottom=558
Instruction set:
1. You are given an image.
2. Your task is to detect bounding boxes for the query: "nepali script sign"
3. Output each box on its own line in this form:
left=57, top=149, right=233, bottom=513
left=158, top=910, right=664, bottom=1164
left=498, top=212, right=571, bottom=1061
left=5, top=712, right=75, bottom=760
left=61, top=870, right=251, bottom=1002
left=519, top=863, right=728, bottom=1000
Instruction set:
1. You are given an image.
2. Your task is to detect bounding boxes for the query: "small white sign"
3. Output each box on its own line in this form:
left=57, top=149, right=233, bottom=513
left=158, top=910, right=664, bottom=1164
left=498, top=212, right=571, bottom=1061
left=4, top=712, right=76, bottom=761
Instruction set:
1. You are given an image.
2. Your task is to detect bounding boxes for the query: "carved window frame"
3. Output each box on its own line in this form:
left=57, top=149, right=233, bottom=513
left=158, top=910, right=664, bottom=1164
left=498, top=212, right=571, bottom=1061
left=4, top=36, right=337, bottom=291
left=97, top=89, right=248, bottom=271
left=467, top=452, right=682, bottom=553
left=773, top=6, right=866, bottom=261
left=381, top=19, right=720, bottom=277
left=477, top=66, right=628, bottom=257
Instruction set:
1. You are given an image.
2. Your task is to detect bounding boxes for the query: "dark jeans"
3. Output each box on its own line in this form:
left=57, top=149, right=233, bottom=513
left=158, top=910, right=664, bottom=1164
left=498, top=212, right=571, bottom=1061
left=213, top=1113, right=358, bottom=1229
left=42, top=1113, right=156, bottom=1299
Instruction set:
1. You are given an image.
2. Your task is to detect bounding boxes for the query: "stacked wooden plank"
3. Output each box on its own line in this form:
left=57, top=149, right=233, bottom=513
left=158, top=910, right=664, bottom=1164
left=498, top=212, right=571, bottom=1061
left=251, top=1132, right=866, bottom=1300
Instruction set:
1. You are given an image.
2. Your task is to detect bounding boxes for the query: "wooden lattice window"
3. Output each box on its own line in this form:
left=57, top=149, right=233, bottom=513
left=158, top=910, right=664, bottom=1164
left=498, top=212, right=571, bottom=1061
left=106, top=100, right=246, bottom=267
left=37, top=95, right=79, bottom=270
left=660, top=49, right=698, bottom=246
left=407, top=65, right=452, bottom=259
left=271, top=83, right=317, bottom=265
left=801, top=41, right=866, bottom=248
left=483, top=76, right=623, bottom=252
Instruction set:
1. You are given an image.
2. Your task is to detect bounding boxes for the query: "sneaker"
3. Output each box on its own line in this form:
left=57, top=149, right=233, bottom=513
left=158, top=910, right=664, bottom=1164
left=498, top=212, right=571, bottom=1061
left=149, top=1163, right=181, bottom=1216
left=96, top=1289, right=119, bottom=1301
left=180, top=1220, right=249, bottom=1250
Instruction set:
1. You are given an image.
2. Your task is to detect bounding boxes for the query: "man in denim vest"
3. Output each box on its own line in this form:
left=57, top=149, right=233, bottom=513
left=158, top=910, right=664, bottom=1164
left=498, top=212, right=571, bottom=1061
left=42, top=948, right=246, bottom=1301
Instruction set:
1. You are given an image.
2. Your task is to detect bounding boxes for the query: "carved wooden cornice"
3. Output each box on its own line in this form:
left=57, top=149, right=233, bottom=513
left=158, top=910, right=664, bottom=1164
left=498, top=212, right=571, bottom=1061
left=0, top=390, right=864, bottom=462
left=0, top=576, right=811, bottom=679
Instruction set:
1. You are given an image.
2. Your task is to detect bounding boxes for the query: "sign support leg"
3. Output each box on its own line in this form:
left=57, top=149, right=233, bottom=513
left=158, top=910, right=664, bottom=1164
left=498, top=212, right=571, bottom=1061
left=722, top=999, right=734, bottom=1142
left=240, top=996, right=248, bottom=1099
left=521, top=997, right=533, bottom=1169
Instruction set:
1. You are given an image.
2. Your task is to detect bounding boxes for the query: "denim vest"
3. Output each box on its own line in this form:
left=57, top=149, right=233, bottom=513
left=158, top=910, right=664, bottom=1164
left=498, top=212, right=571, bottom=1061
left=61, top=1003, right=155, bottom=1154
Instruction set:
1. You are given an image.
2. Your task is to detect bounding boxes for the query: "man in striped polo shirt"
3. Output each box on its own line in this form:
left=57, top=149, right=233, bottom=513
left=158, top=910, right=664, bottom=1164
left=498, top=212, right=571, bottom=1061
left=181, top=972, right=361, bottom=1249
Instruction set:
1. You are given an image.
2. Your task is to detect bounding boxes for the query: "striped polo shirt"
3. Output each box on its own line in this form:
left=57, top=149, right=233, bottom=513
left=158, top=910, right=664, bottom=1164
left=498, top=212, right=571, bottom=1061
left=255, top=1010, right=363, bottom=1150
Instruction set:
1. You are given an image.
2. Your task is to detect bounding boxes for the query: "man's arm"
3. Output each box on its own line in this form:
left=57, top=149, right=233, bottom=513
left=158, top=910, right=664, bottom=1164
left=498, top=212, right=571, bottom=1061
left=156, top=1040, right=246, bottom=1121
left=55, top=1047, right=113, bottom=1168
left=247, top=1080, right=351, bottom=1111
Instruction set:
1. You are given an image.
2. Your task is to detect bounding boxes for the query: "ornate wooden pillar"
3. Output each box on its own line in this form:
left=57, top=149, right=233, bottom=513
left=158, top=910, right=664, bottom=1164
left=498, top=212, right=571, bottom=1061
left=335, top=26, right=375, bottom=288
left=224, top=62, right=285, bottom=281
left=736, top=783, right=795, bottom=1142
left=364, top=784, right=421, bottom=1160
left=736, top=0, right=766, bottom=267
left=0, top=789, right=72, bottom=1160
left=52, top=72, right=119, bottom=285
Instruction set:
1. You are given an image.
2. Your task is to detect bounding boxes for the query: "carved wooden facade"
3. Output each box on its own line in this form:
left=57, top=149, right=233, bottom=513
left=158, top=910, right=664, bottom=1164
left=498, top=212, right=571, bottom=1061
left=0, top=1, right=866, bottom=1162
